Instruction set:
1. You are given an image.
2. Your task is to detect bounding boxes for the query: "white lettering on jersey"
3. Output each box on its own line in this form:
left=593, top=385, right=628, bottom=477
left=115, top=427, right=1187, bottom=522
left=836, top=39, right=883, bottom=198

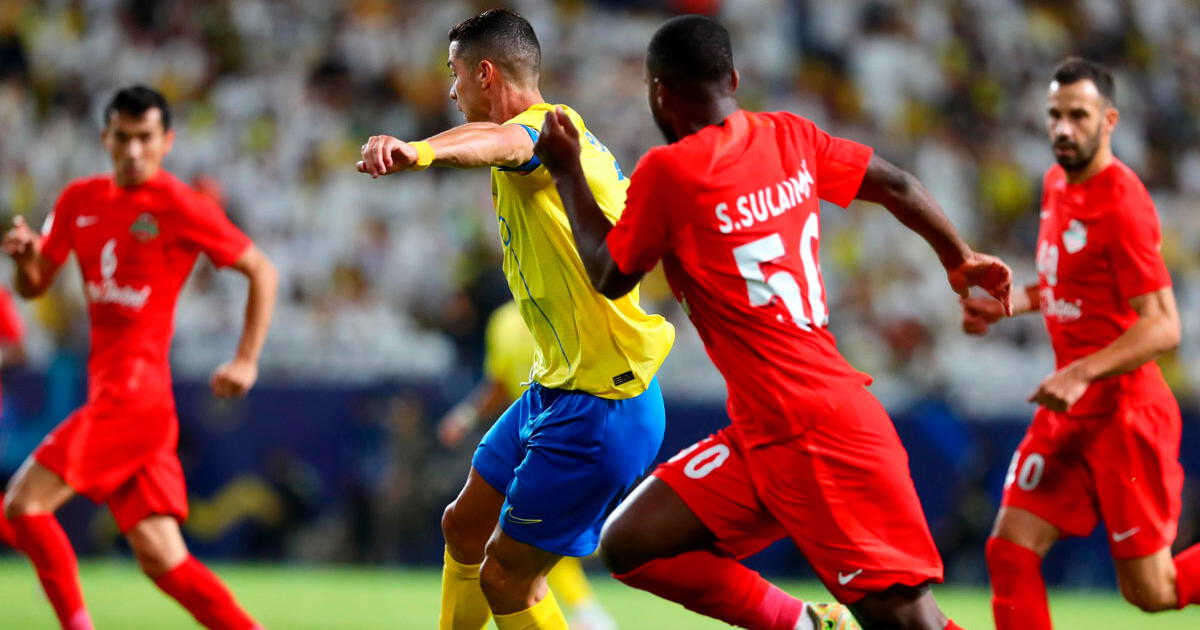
left=719, top=161, right=816, bottom=233
left=85, top=238, right=152, bottom=310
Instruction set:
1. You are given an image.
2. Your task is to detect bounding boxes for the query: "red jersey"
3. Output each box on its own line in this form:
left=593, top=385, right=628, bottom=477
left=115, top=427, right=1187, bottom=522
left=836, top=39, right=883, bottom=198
left=1036, top=160, right=1174, bottom=416
left=40, top=170, right=251, bottom=403
left=0, top=285, right=24, bottom=411
left=607, top=110, right=873, bottom=447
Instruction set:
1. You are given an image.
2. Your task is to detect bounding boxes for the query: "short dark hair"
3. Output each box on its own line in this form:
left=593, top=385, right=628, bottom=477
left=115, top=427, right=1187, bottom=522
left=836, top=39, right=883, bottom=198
left=448, top=9, right=540, bottom=84
left=103, top=84, right=171, bottom=130
left=1052, top=56, right=1115, bottom=104
left=647, top=15, right=734, bottom=85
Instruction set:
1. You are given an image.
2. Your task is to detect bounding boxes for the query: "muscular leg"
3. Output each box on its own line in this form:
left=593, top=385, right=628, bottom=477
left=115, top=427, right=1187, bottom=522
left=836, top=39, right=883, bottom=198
left=601, top=478, right=811, bottom=630
left=4, top=458, right=91, bottom=630
left=129, top=515, right=259, bottom=630
left=1114, top=547, right=1178, bottom=612
left=479, top=529, right=563, bottom=614
left=987, top=506, right=1059, bottom=630
left=848, top=585, right=946, bottom=630
left=439, top=467, right=506, bottom=630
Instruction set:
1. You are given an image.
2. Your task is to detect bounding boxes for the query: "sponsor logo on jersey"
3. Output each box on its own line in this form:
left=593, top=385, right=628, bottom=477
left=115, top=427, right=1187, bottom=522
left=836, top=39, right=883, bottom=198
left=130, top=212, right=159, bottom=242
left=612, top=370, right=635, bottom=386
left=86, top=280, right=152, bottom=310
left=1062, top=219, right=1087, bottom=254
left=1039, top=288, right=1082, bottom=321
left=76, top=215, right=99, bottom=228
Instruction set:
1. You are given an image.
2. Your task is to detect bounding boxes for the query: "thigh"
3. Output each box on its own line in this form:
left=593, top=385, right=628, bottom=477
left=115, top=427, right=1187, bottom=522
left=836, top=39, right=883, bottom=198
left=107, top=449, right=188, bottom=534
left=4, top=457, right=76, bottom=516
left=649, top=428, right=785, bottom=561
left=500, top=382, right=666, bottom=557
left=1091, top=399, right=1183, bottom=559
left=600, top=476, right=717, bottom=575
left=1000, top=409, right=1099, bottom=540
left=754, top=389, right=943, bottom=603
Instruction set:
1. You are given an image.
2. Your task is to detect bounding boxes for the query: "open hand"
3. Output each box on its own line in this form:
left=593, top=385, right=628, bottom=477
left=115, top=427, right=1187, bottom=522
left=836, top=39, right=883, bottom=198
left=357, top=135, right=418, bottom=177
left=946, top=251, right=1013, bottom=316
left=3, top=216, right=40, bottom=261
left=534, top=107, right=582, bottom=175
left=210, top=358, right=258, bottom=398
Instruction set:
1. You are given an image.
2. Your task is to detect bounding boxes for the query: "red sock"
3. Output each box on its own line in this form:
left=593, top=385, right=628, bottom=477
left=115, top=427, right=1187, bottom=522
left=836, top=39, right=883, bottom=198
left=944, top=621, right=965, bottom=630
left=1173, top=543, right=1200, bottom=608
left=614, top=550, right=806, bottom=630
left=0, top=494, right=16, bottom=547
left=11, top=513, right=92, bottom=629
left=152, top=556, right=259, bottom=630
left=986, top=537, right=1051, bottom=630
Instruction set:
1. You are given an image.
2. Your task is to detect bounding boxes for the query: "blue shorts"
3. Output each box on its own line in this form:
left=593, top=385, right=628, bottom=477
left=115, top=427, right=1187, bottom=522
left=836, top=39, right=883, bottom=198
left=472, top=377, right=665, bottom=556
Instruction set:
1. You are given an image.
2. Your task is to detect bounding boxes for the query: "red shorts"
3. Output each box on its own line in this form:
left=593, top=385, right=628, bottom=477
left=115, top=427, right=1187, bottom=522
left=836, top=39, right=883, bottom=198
left=654, top=387, right=944, bottom=603
left=34, top=400, right=188, bottom=533
left=1001, top=397, right=1183, bottom=559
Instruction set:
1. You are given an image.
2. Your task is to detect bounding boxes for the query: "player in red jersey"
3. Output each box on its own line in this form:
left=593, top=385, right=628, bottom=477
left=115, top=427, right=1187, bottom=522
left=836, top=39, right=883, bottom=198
left=0, top=284, right=26, bottom=548
left=0, top=86, right=276, bottom=630
left=960, top=57, right=1200, bottom=629
left=534, top=16, right=1012, bottom=630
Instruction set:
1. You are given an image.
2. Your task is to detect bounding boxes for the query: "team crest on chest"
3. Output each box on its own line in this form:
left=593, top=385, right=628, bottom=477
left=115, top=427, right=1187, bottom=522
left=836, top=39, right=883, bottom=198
left=1062, top=219, right=1087, bottom=254
left=130, top=212, right=159, bottom=242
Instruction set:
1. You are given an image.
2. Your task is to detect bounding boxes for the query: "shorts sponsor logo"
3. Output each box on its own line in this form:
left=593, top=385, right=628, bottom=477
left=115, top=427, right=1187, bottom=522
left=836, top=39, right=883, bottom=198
left=504, top=507, right=543, bottom=525
left=837, top=569, right=863, bottom=585
left=1112, top=527, right=1140, bottom=543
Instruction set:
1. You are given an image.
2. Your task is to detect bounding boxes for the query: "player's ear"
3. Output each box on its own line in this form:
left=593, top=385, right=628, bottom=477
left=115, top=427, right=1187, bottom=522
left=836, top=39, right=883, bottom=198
left=163, top=128, right=176, bottom=154
left=729, top=69, right=740, bottom=93
left=1103, top=105, right=1119, bottom=132
left=478, top=59, right=495, bottom=90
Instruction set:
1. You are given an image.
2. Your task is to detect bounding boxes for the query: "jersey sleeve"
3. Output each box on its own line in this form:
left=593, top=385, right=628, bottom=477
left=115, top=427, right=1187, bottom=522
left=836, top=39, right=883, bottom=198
left=176, top=191, right=252, bottom=268
left=497, top=109, right=546, bottom=175
left=787, top=114, right=873, bottom=208
left=0, top=288, right=24, bottom=345
left=1109, top=194, right=1172, bottom=301
left=605, top=149, right=676, bottom=274
left=40, top=184, right=79, bottom=265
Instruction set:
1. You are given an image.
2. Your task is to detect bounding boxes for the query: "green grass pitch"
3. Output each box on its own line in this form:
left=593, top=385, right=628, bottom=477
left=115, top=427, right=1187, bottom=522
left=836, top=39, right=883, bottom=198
left=1, top=558, right=1197, bottom=629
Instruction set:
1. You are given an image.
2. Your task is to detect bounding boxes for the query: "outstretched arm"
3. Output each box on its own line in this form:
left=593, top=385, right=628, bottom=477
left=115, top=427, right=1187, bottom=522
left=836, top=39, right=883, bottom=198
left=533, top=107, right=642, bottom=299
left=2, top=216, right=60, bottom=299
left=358, top=123, right=535, bottom=176
left=210, top=245, right=277, bottom=398
left=856, top=155, right=1013, bottom=314
left=962, top=284, right=1040, bottom=334
left=1029, top=287, right=1179, bottom=412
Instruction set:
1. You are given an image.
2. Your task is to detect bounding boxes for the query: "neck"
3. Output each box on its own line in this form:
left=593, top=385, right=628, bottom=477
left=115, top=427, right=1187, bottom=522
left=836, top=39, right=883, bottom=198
left=673, top=95, right=739, bottom=140
left=487, top=84, right=544, bottom=124
left=1064, top=147, right=1113, bottom=184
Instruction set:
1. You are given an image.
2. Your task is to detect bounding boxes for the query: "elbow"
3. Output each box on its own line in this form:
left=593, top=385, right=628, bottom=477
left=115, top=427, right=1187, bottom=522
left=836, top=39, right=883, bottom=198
left=599, top=283, right=631, bottom=301
left=1162, top=318, right=1182, bottom=352
left=16, top=283, right=44, bottom=300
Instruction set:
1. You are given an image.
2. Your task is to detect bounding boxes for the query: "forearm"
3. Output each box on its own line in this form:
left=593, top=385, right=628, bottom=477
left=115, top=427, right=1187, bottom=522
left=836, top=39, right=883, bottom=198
left=233, top=258, right=277, bottom=363
left=883, top=177, right=969, bottom=269
left=1072, top=315, right=1178, bottom=381
left=13, top=257, right=53, bottom=298
left=425, top=123, right=532, bottom=169
left=549, top=162, right=633, bottom=296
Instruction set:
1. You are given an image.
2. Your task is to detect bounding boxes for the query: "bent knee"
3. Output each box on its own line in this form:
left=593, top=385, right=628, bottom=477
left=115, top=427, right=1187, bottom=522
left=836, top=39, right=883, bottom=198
left=598, top=516, right=645, bottom=575
left=133, top=546, right=183, bottom=578
left=441, top=502, right=486, bottom=561
left=3, top=493, right=48, bottom=519
left=1121, top=584, right=1177, bottom=613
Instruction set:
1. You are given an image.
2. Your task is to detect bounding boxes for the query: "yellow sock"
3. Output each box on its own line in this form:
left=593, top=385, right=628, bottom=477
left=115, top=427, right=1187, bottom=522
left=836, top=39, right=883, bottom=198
left=546, top=557, right=593, bottom=609
left=493, top=589, right=569, bottom=630
left=438, top=546, right=492, bottom=630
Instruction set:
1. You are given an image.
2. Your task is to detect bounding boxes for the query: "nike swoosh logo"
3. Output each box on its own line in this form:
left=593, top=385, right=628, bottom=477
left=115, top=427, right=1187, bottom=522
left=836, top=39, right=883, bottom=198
left=1112, top=527, right=1141, bottom=542
left=837, top=569, right=863, bottom=585
left=504, top=507, right=543, bottom=525
left=76, top=216, right=99, bottom=227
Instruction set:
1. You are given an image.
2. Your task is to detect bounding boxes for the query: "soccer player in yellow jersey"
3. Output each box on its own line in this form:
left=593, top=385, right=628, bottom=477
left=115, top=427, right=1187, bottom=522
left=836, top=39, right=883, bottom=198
left=438, top=301, right=618, bottom=630
left=357, top=9, right=673, bottom=630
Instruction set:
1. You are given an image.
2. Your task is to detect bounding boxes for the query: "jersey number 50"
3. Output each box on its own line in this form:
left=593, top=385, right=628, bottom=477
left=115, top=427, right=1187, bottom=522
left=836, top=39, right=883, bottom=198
left=731, top=214, right=825, bottom=331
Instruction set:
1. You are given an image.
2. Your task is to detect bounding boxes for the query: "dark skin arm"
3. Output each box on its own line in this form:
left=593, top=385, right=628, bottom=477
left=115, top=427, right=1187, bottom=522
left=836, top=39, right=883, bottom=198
left=537, top=107, right=1012, bottom=309
left=535, top=108, right=641, bottom=300
left=2, top=216, right=61, bottom=299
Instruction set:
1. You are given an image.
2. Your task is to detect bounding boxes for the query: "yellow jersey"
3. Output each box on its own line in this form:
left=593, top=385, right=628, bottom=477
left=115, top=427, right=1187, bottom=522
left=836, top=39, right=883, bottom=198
left=491, top=103, right=674, bottom=399
left=484, top=301, right=536, bottom=401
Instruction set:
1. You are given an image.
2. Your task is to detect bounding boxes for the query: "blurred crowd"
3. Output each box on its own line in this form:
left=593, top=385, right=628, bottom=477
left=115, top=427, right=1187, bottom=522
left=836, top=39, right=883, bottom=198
left=1, top=0, right=1199, bottom=419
